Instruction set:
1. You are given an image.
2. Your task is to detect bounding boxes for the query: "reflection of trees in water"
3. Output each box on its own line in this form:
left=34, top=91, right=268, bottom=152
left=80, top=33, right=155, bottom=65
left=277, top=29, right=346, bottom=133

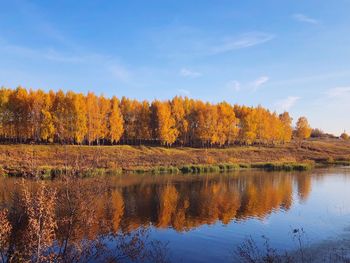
left=0, top=179, right=169, bottom=263
left=158, top=185, right=179, bottom=228
left=297, top=174, right=312, bottom=202
left=238, top=175, right=293, bottom=219
left=0, top=172, right=313, bottom=261
left=152, top=173, right=304, bottom=229
left=111, top=191, right=125, bottom=232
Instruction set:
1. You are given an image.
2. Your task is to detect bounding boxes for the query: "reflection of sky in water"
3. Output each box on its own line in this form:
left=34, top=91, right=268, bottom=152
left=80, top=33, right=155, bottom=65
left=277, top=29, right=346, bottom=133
left=1, top=168, right=350, bottom=263
left=146, top=169, right=350, bottom=263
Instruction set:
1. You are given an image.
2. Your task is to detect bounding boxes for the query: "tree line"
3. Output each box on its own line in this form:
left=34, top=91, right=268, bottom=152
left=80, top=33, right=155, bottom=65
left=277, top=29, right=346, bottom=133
left=0, top=87, right=312, bottom=146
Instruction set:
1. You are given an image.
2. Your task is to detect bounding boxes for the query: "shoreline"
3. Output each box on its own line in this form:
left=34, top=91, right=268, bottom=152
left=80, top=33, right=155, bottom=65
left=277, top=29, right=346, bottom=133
left=2, top=160, right=349, bottom=180
left=1, top=139, right=350, bottom=179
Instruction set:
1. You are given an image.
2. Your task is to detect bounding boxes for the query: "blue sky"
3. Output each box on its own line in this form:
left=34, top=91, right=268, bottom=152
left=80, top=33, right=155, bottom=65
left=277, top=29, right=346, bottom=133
left=1, top=0, right=350, bottom=134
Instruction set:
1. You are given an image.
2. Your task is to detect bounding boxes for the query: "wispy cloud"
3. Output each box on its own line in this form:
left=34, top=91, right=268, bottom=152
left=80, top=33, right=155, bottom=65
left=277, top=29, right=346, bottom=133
left=0, top=38, right=134, bottom=84
left=109, top=64, right=131, bottom=83
left=326, top=87, right=350, bottom=98
left=0, top=2, right=140, bottom=91
left=179, top=68, right=202, bottom=78
left=150, top=26, right=275, bottom=59
left=275, top=96, right=300, bottom=111
left=0, top=42, right=85, bottom=63
left=225, top=76, right=269, bottom=93
left=292, top=13, right=319, bottom=25
left=226, top=80, right=241, bottom=91
left=250, top=76, right=269, bottom=91
left=177, top=88, right=190, bottom=96
left=269, top=71, right=350, bottom=87
left=43, top=49, right=86, bottom=63
left=211, top=32, right=274, bottom=54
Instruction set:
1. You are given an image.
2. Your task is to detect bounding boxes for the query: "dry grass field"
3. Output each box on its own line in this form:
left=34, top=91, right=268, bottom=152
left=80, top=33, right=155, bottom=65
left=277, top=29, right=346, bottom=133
left=0, top=138, right=349, bottom=176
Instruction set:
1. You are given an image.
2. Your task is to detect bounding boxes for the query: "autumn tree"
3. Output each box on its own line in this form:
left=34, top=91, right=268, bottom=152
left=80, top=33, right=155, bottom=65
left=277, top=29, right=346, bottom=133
left=27, top=89, right=43, bottom=141
left=51, top=90, right=69, bottom=143
left=279, top=112, right=292, bottom=143
left=151, top=100, right=178, bottom=145
left=0, top=87, right=307, bottom=147
left=98, top=95, right=110, bottom=144
left=295, top=117, right=312, bottom=140
left=239, top=108, right=258, bottom=145
left=0, top=88, right=13, bottom=139
left=71, top=92, right=88, bottom=144
left=86, top=92, right=101, bottom=144
left=188, top=101, right=221, bottom=146
left=8, top=87, right=30, bottom=141
left=120, top=97, right=138, bottom=143
left=136, top=100, right=152, bottom=142
left=171, top=97, right=189, bottom=145
left=39, top=92, right=55, bottom=142
left=108, top=97, right=124, bottom=143
left=40, top=110, right=55, bottom=142
left=216, top=102, right=239, bottom=145
left=254, top=106, right=271, bottom=145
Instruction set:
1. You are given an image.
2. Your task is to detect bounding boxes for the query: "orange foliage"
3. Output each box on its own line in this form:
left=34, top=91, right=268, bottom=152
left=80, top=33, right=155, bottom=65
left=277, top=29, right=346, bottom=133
left=0, top=87, right=300, bottom=146
left=295, top=117, right=312, bottom=140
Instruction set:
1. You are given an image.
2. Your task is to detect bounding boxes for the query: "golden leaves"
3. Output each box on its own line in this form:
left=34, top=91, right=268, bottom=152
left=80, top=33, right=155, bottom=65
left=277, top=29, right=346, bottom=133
left=0, top=87, right=300, bottom=146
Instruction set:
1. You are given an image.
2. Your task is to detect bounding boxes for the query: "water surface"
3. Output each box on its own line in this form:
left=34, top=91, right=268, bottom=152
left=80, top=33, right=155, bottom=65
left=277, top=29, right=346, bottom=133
left=1, top=168, right=350, bottom=262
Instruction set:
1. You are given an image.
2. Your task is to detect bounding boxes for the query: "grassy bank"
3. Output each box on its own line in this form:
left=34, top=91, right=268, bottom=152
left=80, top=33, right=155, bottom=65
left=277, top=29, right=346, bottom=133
left=0, top=138, right=349, bottom=178
left=127, top=162, right=314, bottom=174
left=0, top=161, right=314, bottom=179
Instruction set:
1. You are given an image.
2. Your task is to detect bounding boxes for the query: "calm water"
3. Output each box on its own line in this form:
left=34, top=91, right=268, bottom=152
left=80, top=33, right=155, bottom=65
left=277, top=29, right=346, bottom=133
left=1, top=168, right=350, bottom=262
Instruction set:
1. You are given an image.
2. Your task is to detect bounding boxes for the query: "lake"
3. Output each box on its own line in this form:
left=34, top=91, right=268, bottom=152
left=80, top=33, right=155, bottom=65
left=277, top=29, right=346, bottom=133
left=0, top=168, right=350, bottom=262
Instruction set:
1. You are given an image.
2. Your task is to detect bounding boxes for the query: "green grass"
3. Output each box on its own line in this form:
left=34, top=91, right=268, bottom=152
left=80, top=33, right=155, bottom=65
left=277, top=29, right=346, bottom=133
left=128, top=166, right=180, bottom=174
left=174, top=163, right=242, bottom=173
left=250, top=162, right=314, bottom=171
left=0, top=161, right=327, bottom=179
left=179, top=164, right=221, bottom=173
left=333, top=160, right=350, bottom=166
left=313, top=157, right=350, bottom=167
left=176, top=162, right=313, bottom=173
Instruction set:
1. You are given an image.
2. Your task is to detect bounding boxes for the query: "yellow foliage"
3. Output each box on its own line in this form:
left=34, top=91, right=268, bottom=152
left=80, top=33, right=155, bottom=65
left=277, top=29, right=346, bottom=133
left=296, top=117, right=312, bottom=140
left=0, top=87, right=296, bottom=146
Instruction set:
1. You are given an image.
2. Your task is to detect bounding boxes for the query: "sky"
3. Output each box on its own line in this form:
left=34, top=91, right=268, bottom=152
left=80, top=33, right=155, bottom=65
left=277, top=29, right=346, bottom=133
left=0, top=0, right=350, bottom=135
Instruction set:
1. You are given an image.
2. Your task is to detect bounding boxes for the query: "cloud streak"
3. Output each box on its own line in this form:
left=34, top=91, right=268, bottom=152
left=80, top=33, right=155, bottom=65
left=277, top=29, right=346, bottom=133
left=177, top=88, right=190, bottom=96
left=226, top=80, right=241, bottom=91
left=326, top=87, right=350, bottom=98
left=179, top=68, right=202, bottom=78
left=292, top=14, right=319, bottom=25
left=275, top=96, right=300, bottom=111
left=0, top=42, right=85, bottom=63
left=211, top=32, right=275, bottom=54
left=109, top=64, right=132, bottom=83
left=226, top=76, right=269, bottom=93
left=0, top=41, right=139, bottom=90
left=151, top=26, right=275, bottom=59
left=251, top=76, right=269, bottom=91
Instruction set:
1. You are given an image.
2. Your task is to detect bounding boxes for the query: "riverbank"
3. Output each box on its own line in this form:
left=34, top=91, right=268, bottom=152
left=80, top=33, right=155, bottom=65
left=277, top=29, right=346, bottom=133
left=0, top=138, right=349, bottom=178
left=1, top=162, right=315, bottom=179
